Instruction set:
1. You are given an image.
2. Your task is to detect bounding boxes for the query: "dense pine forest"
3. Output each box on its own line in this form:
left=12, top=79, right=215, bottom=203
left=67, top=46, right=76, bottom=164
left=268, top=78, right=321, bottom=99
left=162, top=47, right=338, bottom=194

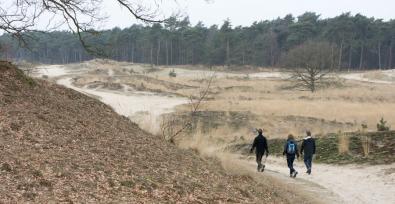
left=1, top=12, right=394, bottom=70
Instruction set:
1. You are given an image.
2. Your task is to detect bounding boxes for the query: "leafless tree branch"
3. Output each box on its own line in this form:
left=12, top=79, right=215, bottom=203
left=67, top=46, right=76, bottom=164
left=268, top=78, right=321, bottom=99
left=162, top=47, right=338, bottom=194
left=0, top=0, right=167, bottom=55
left=161, top=72, right=216, bottom=143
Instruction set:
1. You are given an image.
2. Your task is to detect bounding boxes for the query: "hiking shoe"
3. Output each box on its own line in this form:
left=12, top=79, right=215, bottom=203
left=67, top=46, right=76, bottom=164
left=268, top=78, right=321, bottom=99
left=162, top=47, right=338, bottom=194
left=293, top=171, right=298, bottom=178
left=260, top=165, right=265, bottom=172
left=307, top=169, right=311, bottom=175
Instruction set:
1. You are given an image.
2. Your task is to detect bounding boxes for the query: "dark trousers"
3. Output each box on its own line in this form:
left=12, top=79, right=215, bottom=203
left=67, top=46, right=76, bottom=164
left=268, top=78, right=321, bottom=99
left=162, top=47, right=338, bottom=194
left=304, top=154, right=313, bottom=171
left=286, top=155, right=296, bottom=175
left=256, top=152, right=264, bottom=170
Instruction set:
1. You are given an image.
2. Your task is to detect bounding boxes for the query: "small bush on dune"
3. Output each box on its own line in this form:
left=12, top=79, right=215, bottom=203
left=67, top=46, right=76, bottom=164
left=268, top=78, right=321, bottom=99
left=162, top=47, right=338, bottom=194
left=169, top=69, right=177, bottom=77
left=377, top=117, right=390, bottom=131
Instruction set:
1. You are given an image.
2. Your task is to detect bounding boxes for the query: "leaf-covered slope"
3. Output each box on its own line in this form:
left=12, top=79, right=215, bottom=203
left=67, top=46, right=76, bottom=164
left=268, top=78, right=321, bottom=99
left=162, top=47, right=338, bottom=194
left=0, top=61, right=283, bottom=203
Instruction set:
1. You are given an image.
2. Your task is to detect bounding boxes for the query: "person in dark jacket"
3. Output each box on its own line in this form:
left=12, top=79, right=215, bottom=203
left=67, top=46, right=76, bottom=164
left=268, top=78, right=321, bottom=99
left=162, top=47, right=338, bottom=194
left=283, top=134, right=299, bottom=178
left=250, top=129, right=269, bottom=172
left=300, top=131, right=316, bottom=175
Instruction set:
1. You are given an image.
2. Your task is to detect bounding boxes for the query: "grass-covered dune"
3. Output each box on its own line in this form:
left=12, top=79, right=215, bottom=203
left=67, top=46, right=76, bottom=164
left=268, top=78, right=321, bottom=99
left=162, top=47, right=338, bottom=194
left=231, top=131, right=395, bottom=165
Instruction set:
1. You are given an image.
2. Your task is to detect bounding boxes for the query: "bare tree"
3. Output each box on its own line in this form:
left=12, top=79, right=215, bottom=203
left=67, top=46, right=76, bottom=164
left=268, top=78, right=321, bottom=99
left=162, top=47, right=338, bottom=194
left=160, top=72, right=215, bottom=143
left=0, top=0, right=167, bottom=53
left=286, top=41, right=336, bottom=92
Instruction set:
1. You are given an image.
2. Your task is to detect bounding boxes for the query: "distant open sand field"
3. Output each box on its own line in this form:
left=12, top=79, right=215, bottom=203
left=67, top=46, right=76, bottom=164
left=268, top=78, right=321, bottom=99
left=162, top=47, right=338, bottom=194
left=31, top=59, right=395, bottom=143
left=146, top=65, right=395, bottom=141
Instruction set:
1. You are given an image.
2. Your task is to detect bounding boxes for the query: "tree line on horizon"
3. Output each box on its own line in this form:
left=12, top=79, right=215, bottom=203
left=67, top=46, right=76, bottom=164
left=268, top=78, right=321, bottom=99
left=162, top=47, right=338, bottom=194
left=1, top=12, right=394, bottom=70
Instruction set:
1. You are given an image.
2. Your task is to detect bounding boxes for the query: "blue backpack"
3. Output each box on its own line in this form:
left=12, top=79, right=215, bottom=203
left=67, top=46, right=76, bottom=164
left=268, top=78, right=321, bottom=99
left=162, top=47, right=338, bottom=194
left=287, top=141, right=296, bottom=154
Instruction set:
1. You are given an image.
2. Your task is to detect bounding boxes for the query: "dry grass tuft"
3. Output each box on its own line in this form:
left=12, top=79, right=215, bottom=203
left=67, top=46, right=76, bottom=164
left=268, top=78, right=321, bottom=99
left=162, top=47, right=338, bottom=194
left=338, top=132, right=350, bottom=154
left=361, top=135, right=371, bottom=157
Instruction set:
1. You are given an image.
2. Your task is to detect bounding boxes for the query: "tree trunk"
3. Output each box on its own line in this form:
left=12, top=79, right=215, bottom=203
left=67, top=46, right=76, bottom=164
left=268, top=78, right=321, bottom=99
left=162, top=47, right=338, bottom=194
left=166, top=40, right=169, bottom=66
left=156, top=40, right=161, bottom=65
left=270, top=44, right=275, bottom=67
left=338, top=39, right=344, bottom=70
left=330, top=43, right=334, bottom=69
left=179, top=43, right=182, bottom=65
left=191, top=49, right=194, bottom=64
left=141, top=47, right=145, bottom=63
left=170, top=40, right=173, bottom=65
left=389, top=39, right=393, bottom=69
left=378, top=42, right=382, bottom=70
left=310, top=74, right=316, bottom=93
left=348, top=45, right=352, bottom=72
left=131, top=44, right=135, bottom=63
left=242, top=50, right=245, bottom=65
left=150, top=45, right=153, bottom=67
left=226, top=39, right=230, bottom=67
left=359, top=44, right=364, bottom=70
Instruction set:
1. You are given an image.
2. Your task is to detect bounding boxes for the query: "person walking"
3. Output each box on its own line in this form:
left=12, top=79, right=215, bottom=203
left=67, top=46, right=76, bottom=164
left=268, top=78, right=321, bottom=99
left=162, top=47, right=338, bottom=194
left=300, top=131, right=316, bottom=175
left=283, top=134, right=299, bottom=178
left=250, top=129, right=269, bottom=172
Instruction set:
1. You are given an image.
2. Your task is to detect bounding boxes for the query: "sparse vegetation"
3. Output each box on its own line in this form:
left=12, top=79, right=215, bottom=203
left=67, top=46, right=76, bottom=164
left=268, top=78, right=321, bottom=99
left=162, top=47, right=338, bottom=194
left=245, top=131, right=395, bottom=165
left=169, top=69, right=177, bottom=77
left=377, top=117, right=390, bottom=131
left=161, top=73, right=215, bottom=143
left=0, top=163, right=12, bottom=172
left=361, top=123, right=368, bottom=131
left=120, top=180, right=135, bottom=188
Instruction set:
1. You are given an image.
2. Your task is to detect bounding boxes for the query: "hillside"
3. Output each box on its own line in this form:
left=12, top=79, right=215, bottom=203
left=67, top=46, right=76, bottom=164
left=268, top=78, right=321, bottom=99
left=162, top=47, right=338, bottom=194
left=0, top=61, right=291, bottom=203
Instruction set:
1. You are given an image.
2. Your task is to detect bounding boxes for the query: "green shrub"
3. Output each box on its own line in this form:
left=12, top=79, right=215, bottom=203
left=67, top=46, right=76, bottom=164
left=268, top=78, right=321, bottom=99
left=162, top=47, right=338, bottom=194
left=169, top=69, right=177, bottom=77
left=377, top=117, right=390, bottom=131
left=361, top=123, right=368, bottom=130
left=120, top=180, right=135, bottom=188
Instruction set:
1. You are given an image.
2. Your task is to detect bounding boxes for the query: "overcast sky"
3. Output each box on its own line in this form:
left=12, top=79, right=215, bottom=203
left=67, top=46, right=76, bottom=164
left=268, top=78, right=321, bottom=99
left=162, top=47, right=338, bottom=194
left=101, top=0, right=394, bottom=29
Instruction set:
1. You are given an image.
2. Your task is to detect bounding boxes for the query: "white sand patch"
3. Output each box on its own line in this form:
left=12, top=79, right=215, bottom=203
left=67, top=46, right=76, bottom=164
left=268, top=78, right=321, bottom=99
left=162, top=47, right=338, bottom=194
left=154, top=68, right=289, bottom=79
left=341, top=72, right=394, bottom=84
left=383, top=69, right=395, bottom=78
left=34, top=65, right=68, bottom=77
left=57, top=78, right=188, bottom=133
left=32, top=64, right=189, bottom=134
left=155, top=68, right=240, bottom=78
left=249, top=72, right=290, bottom=79
left=108, top=69, right=114, bottom=77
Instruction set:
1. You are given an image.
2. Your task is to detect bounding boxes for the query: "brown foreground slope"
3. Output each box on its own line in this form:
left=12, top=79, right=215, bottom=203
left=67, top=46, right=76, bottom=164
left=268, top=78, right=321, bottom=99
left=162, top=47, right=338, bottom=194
left=0, top=61, right=285, bottom=203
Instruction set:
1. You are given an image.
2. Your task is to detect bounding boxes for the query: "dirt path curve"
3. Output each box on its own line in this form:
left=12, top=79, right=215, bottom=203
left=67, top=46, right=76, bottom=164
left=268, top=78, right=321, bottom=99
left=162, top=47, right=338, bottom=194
left=219, top=153, right=343, bottom=204
left=264, top=157, right=395, bottom=204
left=238, top=155, right=395, bottom=204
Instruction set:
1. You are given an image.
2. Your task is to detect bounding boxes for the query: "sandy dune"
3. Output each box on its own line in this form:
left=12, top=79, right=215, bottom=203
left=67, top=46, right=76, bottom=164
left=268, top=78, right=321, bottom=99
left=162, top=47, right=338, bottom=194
left=33, top=62, right=395, bottom=204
